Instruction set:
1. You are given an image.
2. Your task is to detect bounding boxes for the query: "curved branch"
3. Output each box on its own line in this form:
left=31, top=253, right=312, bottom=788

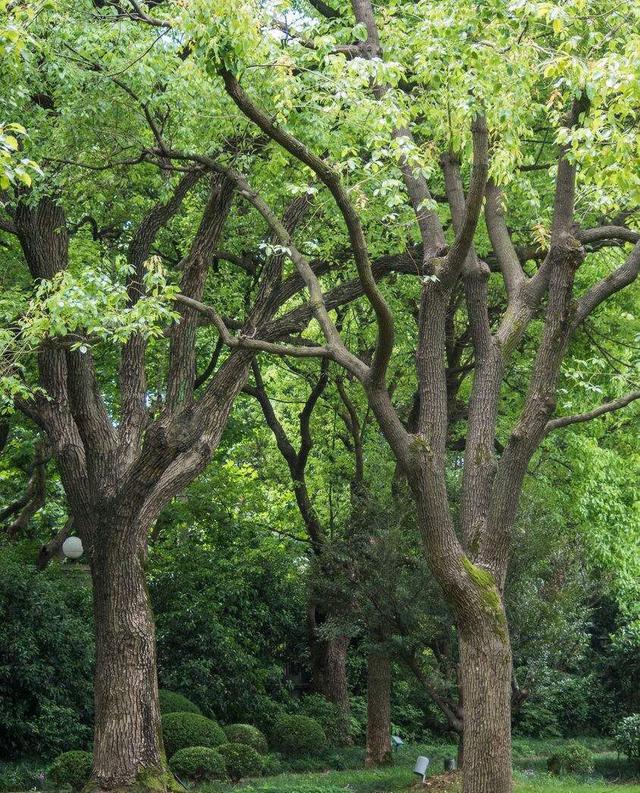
left=220, top=70, right=394, bottom=385
left=545, top=390, right=640, bottom=433
left=572, top=240, right=640, bottom=329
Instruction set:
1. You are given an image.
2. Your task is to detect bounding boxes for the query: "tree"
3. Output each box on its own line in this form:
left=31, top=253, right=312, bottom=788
left=135, top=2, right=637, bottom=791
left=2, top=2, right=638, bottom=792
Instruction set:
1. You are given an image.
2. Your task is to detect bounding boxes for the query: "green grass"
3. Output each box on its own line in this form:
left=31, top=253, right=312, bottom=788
left=2, top=739, right=638, bottom=792
left=194, top=740, right=640, bottom=793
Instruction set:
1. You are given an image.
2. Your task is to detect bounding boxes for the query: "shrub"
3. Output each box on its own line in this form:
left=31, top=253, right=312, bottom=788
left=0, top=543, right=94, bottom=761
left=161, top=712, right=225, bottom=756
left=223, top=723, right=268, bottom=754
left=260, top=753, right=283, bottom=777
left=547, top=741, right=594, bottom=775
left=300, top=694, right=347, bottom=746
left=217, top=742, right=264, bottom=782
left=615, top=714, right=640, bottom=763
left=0, top=761, right=45, bottom=792
left=158, top=689, right=201, bottom=715
left=272, top=714, right=327, bottom=757
left=48, top=751, right=93, bottom=790
left=168, top=747, right=227, bottom=783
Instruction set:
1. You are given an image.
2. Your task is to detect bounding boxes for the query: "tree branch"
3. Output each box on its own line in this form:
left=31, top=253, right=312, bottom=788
left=220, top=70, right=394, bottom=385
left=545, top=390, right=640, bottom=433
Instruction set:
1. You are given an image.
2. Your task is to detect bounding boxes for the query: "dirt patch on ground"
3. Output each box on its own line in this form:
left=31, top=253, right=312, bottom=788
left=410, top=772, right=461, bottom=790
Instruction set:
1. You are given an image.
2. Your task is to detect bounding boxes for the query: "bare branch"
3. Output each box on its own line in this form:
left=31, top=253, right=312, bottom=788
left=175, top=294, right=332, bottom=359
left=220, top=70, right=394, bottom=385
left=545, top=390, right=640, bottom=433
left=572, top=240, right=640, bottom=329
left=484, top=180, right=526, bottom=299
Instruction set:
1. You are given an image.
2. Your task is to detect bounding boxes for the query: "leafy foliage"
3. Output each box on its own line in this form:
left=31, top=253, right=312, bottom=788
left=168, top=747, right=228, bottom=783
left=161, top=713, right=226, bottom=757
left=47, top=751, right=93, bottom=791
left=614, top=715, right=640, bottom=763
left=272, top=715, right=328, bottom=758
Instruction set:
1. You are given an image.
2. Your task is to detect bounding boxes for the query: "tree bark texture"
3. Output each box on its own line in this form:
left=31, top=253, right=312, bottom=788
left=308, top=604, right=351, bottom=743
left=365, top=650, right=392, bottom=767
left=90, top=524, right=172, bottom=792
left=457, top=619, right=512, bottom=793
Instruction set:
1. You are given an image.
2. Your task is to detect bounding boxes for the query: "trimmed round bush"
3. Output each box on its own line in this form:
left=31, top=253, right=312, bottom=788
left=159, top=689, right=201, bottom=715
left=168, top=746, right=228, bottom=783
left=271, top=714, right=327, bottom=757
left=223, top=723, right=268, bottom=754
left=217, top=742, right=264, bottom=782
left=547, top=741, right=594, bottom=775
left=300, top=693, right=348, bottom=746
left=48, top=750, right=93, bottom=790
left=161, top=712, right=225, bottom=756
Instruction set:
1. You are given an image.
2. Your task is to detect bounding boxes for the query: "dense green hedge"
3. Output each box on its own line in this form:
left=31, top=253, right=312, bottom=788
left=161, top=712, right=226, bottom=756
left=223, top=723, right=268, bottom=754
left=271, top=715, right=327, bottom=757
left=158, top=689, right=201, bottom=715
left=217, top=742, right=264, bottom=782
left=48, top=751, right=93, bottom=791
left=168, top=747, right=227, bottom=782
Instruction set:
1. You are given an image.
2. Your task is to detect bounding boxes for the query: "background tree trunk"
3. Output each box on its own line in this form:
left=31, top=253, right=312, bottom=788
left=457, top=615, right=513, bottom=793
left=90, top=522, right=172, bottom=792
left=308, top=604, right=351, bottom=743
left=365, top=649, right=392, bottom=767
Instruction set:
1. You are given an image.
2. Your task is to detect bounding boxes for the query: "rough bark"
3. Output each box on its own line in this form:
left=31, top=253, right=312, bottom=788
left=90, top=518, right=175, bottom=793
left=365, top=649, right=392, bottom=767
left=308, top=603, right=350, bottom=724
left=458, top=618, right=512, bottom=793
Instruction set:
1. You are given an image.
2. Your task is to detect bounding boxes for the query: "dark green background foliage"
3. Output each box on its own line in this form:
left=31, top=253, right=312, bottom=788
left=0, top=543, right=94, bottom=761
left=149, top=462, right=306, bottom=727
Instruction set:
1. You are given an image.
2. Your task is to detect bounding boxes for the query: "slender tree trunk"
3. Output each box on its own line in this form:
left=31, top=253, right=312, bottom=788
left=457, top=616, right=512, bottom=793
left=365, top=649, right=392, bottom=767
left=90, top=522, right=174, bottom=793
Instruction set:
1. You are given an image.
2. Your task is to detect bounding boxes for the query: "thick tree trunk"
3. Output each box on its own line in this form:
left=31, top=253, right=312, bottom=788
left=308, top=604, right=351, bottom=742
left=457, top=617, right=513, bottom=793
left=90, top=527, right=174, bottom=792
left=365, top=649, right=392, bottom=767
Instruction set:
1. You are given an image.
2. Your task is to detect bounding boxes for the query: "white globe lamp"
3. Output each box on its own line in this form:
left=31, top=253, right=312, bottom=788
left=62, top=536, right=84, bottom=560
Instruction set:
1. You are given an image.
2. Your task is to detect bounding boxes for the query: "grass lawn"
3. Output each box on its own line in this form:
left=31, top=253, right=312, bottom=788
left=195, top=741, right=640, bottom=793
left=2, top=740, right=638, bottom=792
left=198, top=766, right=640, bottom=793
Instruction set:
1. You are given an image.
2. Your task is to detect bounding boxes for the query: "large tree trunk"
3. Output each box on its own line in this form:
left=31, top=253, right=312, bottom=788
left=365, top=649, right=392, bottom=767
left=457, top=614, right=512, bottom=793
left=90, top=524, right=173, bottom=792
left=308, top=603, right=351, bottom=742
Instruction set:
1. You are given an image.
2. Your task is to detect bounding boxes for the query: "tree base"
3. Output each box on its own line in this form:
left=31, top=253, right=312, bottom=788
left=85, top=767, right=184, bottom=793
